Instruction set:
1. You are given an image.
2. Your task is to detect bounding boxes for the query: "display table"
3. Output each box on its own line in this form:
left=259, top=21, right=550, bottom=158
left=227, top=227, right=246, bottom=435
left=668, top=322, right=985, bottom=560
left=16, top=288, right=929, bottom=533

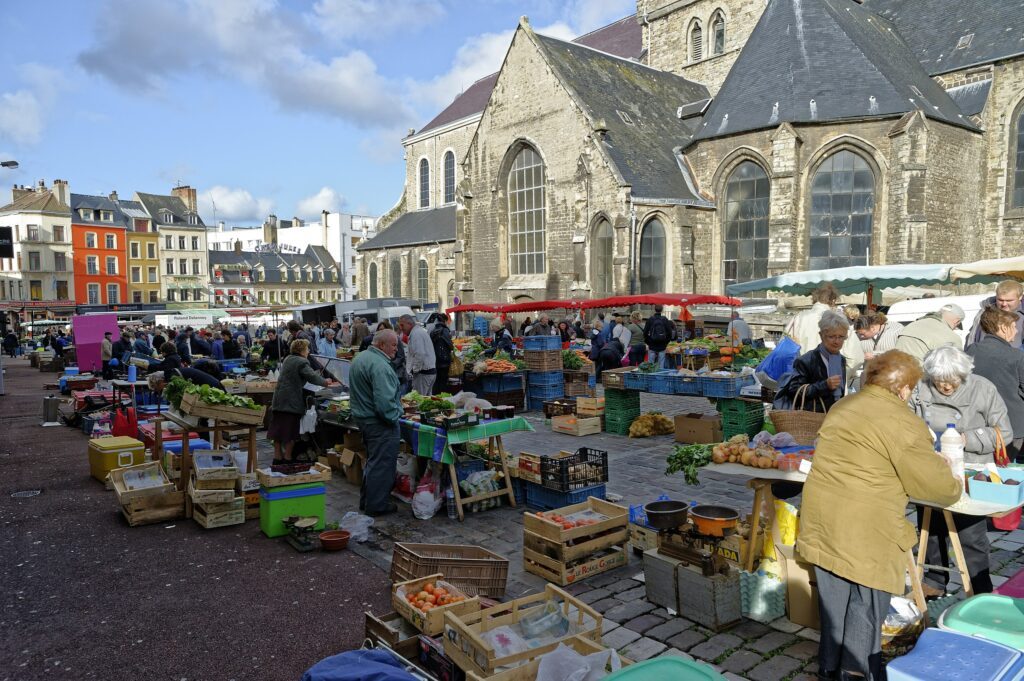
left=400, top=416, right=534, bottom=521
left=703, top=462, right=1022, bottom=622
left=111, top=379, right=151, bottom=413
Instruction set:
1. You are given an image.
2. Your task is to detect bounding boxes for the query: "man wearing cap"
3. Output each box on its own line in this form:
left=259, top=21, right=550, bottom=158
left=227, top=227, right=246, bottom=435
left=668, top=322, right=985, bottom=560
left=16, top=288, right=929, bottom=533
left=895, top=303, right=965, bottom=362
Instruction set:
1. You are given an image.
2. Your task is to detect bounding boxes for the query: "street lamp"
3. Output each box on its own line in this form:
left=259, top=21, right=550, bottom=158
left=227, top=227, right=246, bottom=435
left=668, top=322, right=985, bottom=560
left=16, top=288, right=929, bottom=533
left=0, top=160, right=18, bottom=169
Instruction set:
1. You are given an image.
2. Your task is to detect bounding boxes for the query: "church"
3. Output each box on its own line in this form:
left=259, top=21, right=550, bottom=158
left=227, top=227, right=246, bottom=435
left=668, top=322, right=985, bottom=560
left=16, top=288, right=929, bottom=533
left=358, top=0, right=1024, bottom=308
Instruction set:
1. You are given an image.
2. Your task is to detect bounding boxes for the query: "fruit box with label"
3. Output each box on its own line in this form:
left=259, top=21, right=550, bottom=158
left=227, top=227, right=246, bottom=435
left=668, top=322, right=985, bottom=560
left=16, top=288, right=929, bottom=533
left=393, top=573, right=481, bottom=637
left=522, top=498, right=629, bottom=585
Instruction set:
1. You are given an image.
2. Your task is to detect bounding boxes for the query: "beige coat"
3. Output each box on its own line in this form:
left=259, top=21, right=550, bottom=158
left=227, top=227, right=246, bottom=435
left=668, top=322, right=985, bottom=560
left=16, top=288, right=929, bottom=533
left=894, top=312, right=961, bottom=361
left=797, top=385, right=962, bottom=594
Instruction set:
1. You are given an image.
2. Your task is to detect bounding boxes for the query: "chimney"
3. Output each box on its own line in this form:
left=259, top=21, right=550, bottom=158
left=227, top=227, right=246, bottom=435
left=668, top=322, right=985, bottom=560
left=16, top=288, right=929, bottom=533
left=218, top=220, right=225, bottom=232
left=233, top=240, right=242, bottom=254
left=263, top=214, right=279, bottom=245
left=52, top=179, right=69, bottom=206
left=12, top=184, right=30, bottom=201
left=171, top=184, right=198, bottom=212
left=108, top=190, right=118, bottom=202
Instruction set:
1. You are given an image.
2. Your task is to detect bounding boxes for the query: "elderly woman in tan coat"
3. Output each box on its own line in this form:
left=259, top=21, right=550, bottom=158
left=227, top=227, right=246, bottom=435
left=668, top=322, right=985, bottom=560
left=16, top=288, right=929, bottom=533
left=798, top=350, right=961, bottom=681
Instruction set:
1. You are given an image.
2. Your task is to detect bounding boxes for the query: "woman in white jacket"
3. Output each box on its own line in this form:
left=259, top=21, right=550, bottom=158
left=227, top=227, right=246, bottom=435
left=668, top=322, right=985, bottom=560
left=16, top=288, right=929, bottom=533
left=785, top=282, right=864, bottom=388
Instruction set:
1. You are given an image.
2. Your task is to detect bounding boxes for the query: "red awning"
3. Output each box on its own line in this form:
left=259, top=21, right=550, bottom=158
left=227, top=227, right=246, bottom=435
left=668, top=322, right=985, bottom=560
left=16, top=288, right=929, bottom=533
left=215, top=289, right=225, bottom=296
left=446, top=303, right=506, bottom=314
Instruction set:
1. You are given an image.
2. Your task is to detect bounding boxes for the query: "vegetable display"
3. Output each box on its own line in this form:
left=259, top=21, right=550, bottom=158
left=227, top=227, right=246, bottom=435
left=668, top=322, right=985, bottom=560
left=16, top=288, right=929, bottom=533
left=666, top=444, right=714, bottom=485
left=562, top=349, right=584, bottom=370
left=185, top=383, right=261, bottom=410
left=164, top=376, right=189, bottom=410
left=481, top=359, right=517, bottom=373
left=712, top=435, right=779, bottom=469
left=629, top=413, right=675, bottom=438
left=637, top=361, right=659, bottom=374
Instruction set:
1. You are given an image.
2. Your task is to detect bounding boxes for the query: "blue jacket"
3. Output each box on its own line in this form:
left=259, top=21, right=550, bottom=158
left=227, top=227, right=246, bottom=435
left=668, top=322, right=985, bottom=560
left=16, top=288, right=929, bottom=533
left=211, top=339, right=225, bottom=361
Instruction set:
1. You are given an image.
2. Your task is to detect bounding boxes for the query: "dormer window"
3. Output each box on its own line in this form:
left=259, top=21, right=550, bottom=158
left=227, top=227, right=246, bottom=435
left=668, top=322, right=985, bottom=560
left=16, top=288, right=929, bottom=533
left=79, top=209, right=92, bottom=220
left=100, top=210, right=113, bottom=222
left=160, top=209, right=172, bottom=223
left=189, top=214, right=198, bottom=225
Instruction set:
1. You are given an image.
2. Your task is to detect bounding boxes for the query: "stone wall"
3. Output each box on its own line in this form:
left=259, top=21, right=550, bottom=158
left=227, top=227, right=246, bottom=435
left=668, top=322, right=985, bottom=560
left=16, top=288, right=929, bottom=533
left=403, top=122, right=477, bottom=212
left=357, top=242, right=455, bottom=309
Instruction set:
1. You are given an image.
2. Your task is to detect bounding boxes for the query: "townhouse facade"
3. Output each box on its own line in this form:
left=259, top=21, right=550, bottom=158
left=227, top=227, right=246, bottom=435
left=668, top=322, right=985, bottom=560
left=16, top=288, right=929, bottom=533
left=70, top=193, right=129, bottom=306
left=136, top=186, right=210, bottom=308
left=0, top=179, right=74, bottom=306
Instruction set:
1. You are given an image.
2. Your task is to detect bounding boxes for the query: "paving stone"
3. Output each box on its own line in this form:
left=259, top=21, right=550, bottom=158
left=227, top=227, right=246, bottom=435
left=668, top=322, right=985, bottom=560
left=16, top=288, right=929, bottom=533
left=993, top=574, right=1009, bottom=587
left=804, top=660, right=820, bottom=674
left=746, top=655, right=802, bottom=681
left=603, top=620, right=621, bottom=633
left=605, top=578, right=642, bottom=594
left=768, top=617, right=803, bottom=633
left=993, top=539, right=1024, bottom=551
left=590, top=597, right=624, bottom=614
left=658, top=648, right=695, bottom=660
left=783, top=639, right=819, bottom=660
left=788, top=675, right=818, bottom=681
left=796, top=628, right=820, bottom=642
left=623, top=613, right=667, bottom=634
left=688, top=633, right=743, bottom=662
left=603, top=626, right=641, bottom=650
left=722, top=673, right=750, bottom=681
left=589, top=571, right=632, bottom=588
left=730, top=619, right=772, bottom=640
left=645, top=617, right=694, bottom=642
left=619, top=585, right=648, bottom=601
left=563, top=582, right=594, bottom=596
left=721, top=649, right=762, bottom=674
left=604, top=599, right=656, bottom=622
left=650, top=607, right=673, bottom=618
left=578, top=587, right=611, bottom=604
left=748, top=631, right=798, bottom=654
left=666, top=629, right=708, bottom=652
left=620, top=637, right=667, bottom=661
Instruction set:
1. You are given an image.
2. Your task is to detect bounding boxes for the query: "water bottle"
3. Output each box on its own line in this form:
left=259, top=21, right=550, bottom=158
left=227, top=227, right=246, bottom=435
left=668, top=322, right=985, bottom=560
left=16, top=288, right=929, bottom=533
left=127, top=364, right=137, bottom=382
left=940, top=423, right=965, bottom=481
left=446, top=487, right=457, bottom=520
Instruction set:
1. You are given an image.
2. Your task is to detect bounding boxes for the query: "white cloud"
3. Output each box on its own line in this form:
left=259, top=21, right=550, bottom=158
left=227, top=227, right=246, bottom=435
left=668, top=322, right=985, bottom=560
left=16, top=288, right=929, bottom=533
left=198, top=186, right=273, bottom=223
left=311, top=0, right=444, bottom=41
left=78, top=0, right=416, bottom=129
left=296, top=187, right=345, bottom=219
left=0, top=64, right=67, bottom=146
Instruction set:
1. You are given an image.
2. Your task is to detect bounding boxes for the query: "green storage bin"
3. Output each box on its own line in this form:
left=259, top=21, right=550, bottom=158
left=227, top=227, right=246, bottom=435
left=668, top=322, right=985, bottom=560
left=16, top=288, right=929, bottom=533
left=605, top=657, right=726, bottom=680
left=259, top=482, right=326, bottom=538
left=938, top=594, right=1024, bottom=650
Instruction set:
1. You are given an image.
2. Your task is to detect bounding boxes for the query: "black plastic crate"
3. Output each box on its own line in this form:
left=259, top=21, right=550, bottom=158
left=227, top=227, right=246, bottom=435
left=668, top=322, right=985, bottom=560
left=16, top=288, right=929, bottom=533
left=539, top=447, right=609, bottom=492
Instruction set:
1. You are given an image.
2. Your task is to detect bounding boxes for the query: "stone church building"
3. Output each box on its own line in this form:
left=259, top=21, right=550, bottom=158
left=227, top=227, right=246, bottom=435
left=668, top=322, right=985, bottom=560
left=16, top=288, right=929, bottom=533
left=360, top=0, right=1024, bottom=306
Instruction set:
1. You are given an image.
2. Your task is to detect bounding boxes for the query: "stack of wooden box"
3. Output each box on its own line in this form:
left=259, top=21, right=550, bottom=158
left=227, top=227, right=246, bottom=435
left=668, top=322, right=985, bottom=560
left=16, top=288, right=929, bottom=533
left=110, top=462, right=186, bottom=526
left=522, top=498, right=629, bottom=585
left=188, top=452, right=244, bottom=529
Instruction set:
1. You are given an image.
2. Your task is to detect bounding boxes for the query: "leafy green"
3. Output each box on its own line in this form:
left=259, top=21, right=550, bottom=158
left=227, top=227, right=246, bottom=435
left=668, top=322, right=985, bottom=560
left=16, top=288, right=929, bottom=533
left=492, top=350, right=511, bottom=362
left=666, top=444, right=714, bottom=485
left=638, top=361, right=659, bottom=374
left=184, top=382, right=260, bottom=410
left=164, top=376, right=189, bottom=410
left=418, top=397, right=455, bottom=412
left=562, top=349, right=584, bottom=370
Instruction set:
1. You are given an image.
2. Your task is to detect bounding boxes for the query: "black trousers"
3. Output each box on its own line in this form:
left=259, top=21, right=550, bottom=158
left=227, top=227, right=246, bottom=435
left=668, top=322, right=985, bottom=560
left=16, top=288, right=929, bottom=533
left=1010, top=437, right=1024, bottom=464
left=101, top=360, right=112, bottom=380
left=815, top=566, right=890, bottom=680
left=433, top=366, right=450, bottom=395
left=356, top=417, right=399, bottom=514
left=917, top=506, right=993, bottom=594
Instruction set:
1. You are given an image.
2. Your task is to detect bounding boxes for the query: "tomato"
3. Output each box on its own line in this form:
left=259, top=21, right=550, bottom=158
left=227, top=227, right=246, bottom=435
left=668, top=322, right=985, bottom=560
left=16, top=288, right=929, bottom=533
left=424, top=583, right=435, bottom=594
left=417, top=591, right=430, bottom=601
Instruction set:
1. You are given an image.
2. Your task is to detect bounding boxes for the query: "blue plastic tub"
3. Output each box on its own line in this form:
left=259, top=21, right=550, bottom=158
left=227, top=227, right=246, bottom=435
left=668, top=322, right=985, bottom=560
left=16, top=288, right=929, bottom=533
left=527, top=370, right=563, bottom=387
left=455, top=457, right=487, bottom=482
left=162, top=438, right=213, bottom=454
left=648, top=371, right=677, bottom=395
left=938, top=594, right=1024, bottom=650
left=675, top=373, right=702, bottom=395
left=623, top=371, right=650, bottom=391
left=966, top=468, right=1024, bottom=506
left=527, top=397, right=547, bottom=412
left=523, top=335, right=561, bottom=351
left=605, top=657, right=726, bottom=680
left=527, top=384, right=564, bottom=400
left=481, top=372, right=523, bottom=393
left=700, top=374, right=755, bottom=399
left=522, top=481, right=605, bottom=510
left=886, top=628, right=1024, bottom=681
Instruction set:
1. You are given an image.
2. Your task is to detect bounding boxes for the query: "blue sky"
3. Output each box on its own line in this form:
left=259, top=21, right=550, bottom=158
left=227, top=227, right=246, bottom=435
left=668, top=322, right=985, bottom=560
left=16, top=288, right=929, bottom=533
left=0, top=0, right=634, bottom=224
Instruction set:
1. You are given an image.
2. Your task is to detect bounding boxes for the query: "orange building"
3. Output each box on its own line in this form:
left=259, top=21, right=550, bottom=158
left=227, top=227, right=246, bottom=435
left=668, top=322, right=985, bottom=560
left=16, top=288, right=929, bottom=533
left=70, top=193, right=128, bottom=305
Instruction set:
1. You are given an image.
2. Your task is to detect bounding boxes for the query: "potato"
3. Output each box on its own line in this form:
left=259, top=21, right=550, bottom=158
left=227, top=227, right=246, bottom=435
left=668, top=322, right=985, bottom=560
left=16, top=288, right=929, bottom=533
left=712, top=450, right=728, bottom=464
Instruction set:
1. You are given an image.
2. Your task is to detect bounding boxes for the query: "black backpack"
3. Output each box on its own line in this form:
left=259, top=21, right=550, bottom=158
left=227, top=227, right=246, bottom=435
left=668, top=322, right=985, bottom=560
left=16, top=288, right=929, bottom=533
left=648, top=316, right=670, bottom=344
left=430, top=326, right=454, bottom=368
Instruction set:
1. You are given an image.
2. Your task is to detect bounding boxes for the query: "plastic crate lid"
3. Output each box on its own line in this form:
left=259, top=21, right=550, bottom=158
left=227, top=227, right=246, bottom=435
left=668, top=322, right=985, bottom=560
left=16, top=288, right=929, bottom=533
left=605, top=657, right=726, bottom=681
left=162, top=438, right=213, bottom=453
left=938, top=594, right=1024, bottom=650
left=886, top=628, right=1021, bottom=681
left=88, top=436, right=144, bottom=451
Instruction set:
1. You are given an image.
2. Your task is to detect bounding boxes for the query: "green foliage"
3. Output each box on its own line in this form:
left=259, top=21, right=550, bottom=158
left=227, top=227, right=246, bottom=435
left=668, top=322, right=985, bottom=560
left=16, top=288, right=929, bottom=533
left=562, top=349, right=584, bottom=370
left=184, top=382, right=260, bottom=410
left=638, top=361, right=659, bottom=373
left=164, top=376, right=189, bottom=410
left=665, top=443, right=713, bottom=485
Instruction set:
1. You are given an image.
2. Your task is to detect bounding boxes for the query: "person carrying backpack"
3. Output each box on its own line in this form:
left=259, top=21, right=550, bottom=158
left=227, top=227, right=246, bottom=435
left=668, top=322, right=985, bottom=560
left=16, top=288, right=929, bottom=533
left=643, top=305, right=676, bottom=368
left=428, top=315, right=454, bottom=395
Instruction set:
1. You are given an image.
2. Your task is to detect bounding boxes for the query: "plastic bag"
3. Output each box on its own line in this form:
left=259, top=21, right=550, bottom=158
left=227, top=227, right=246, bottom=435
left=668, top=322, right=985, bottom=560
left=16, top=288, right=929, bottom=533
left=339, top=512, right=374, bottom=543
left=392, top=453, right=418, bottom=502
left=299, top=405, right=318, bottom=435
left=412, top=468, right=444, bottom=520
left=882, top=597, right=925, bottom=659
left=758, top=336, right=800, bottom=381
left=774, top=500, right=800, bottom=546
left=536, top=643, right=622, bottom=681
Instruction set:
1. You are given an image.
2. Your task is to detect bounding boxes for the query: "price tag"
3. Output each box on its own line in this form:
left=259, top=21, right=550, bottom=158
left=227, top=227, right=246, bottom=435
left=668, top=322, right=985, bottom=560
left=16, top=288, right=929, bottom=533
left=798, top=458, right=813, bottom=475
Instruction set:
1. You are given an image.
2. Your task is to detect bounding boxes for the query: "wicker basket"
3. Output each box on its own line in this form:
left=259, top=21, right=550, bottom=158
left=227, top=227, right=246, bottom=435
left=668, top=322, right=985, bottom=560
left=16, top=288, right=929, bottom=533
left=768, top=384, right=826, bottom=446
left=389, top=543, right=509, bottom=598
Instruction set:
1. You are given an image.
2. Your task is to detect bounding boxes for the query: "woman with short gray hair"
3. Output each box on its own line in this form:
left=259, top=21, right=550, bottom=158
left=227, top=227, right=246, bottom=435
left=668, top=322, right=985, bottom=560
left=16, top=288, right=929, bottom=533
left=910, top=345, right=1012, bottom=597
left=775, top=310, right=852, bottom=414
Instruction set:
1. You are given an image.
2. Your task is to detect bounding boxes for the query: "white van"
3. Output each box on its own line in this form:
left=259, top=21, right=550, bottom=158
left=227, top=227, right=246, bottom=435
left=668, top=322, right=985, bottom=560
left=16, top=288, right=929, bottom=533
left=885, top=292, right=992, bottom=346
left=352, top=305, right=416, bottom=332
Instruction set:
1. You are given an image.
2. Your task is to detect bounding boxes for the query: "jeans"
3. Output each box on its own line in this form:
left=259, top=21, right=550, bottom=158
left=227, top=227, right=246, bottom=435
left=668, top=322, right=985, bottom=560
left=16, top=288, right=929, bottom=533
left=815, top=566, right=890, bottom=680
left=648, top=349, right=667, bottom=368
left=356, top=417, right=400, bottom=514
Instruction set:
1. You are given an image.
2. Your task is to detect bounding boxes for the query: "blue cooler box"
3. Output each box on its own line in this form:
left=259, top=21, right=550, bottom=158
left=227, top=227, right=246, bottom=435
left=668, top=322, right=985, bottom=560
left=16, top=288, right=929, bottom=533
left=163, top=438, right=213, bottom=454
left=887, top=628, right=1024, bottom=681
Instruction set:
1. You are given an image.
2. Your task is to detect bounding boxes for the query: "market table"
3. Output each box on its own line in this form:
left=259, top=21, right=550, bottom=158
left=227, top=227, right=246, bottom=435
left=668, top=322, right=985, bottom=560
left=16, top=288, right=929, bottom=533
left=703, top=463, right=1022, bottom=621
left=399, top=416, right=534, bottom=521
left=111, top=379, right=151, bottom=414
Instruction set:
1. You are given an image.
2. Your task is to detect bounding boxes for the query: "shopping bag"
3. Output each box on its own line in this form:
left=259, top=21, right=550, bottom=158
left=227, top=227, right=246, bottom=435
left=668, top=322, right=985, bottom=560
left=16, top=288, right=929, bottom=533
left=992, top=431, right=1021, bottom=530
left=111, top=406, right=138, bottom=438
left=758, top=336, right=800, bottom=381
left=299, top=405, right=318, bottom=435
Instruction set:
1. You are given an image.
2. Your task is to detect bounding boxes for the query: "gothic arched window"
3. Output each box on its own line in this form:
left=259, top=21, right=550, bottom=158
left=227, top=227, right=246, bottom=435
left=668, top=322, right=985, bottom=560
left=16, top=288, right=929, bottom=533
left=809, top=150, right=875, bottom=269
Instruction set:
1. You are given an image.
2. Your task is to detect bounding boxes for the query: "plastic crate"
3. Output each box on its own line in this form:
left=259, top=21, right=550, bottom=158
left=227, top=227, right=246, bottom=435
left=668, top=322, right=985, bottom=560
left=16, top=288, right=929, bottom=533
left=522, top=481, right=606, bottom=510
left=527, top=370, right=564, bottom=387
left=527, top=397, right=547, bottom=412
left=675, top=373, right=702, bottom=395
left=886, top=628, right=1024, bottom=681
left=540, top=447, right=609, bottom=491
left=511, top=477, right=527, bottom=506
left=588, top=374, right=596, bottom=388
left=604, top=388, right=641, bottom=407
left=564, top=381, right=595, bottom=398
left=717, top=398, right=765, bottom=417
left=527, top=383, right=565, bottom=400
left=740, top=571, right=787, bottom=624
left=389, top=542, right=510, bottom=598
left=481, top=372, right=523, bottom=393
left=523, top=335, right=561, bottom=351
left=604, top=417, right=634, bottom=436
left=524, top=350, right=562, bottom=372
left=622, top=371, right=650, bottom=390
left=701, top=374, right=756, bottom=399
left=455, top=457, right=487, bottom=482
left=648, top=370, right=677, bottom=395
left=482, top=390, right=524, bottom=410
left=473, top=316, right=490, bottom=335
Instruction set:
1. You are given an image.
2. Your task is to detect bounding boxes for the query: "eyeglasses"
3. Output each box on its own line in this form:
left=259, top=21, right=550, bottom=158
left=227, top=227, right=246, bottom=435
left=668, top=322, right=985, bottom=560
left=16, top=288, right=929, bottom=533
left=822, top=334, right=847, bottom=342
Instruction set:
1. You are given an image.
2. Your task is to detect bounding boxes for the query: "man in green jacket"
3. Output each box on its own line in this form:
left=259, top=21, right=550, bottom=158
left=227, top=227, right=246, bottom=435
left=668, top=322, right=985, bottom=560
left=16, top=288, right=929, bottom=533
left=349, top=329, right=402, bottom=516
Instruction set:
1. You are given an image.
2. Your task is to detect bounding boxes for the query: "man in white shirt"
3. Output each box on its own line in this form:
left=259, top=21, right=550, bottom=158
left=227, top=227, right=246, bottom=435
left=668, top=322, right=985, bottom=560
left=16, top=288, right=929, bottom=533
left=398, top=314, right=436, bottom=395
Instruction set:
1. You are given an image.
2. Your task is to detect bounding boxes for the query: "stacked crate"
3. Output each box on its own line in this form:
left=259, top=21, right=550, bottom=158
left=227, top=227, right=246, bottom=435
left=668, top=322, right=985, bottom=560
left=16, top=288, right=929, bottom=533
left=717, top=398, right=766, bottom=440
left=522, top=498, right=629, bottom=586
left=604, top=388, right=641, bottom=435
left=524, top=335, right=564, bottom=411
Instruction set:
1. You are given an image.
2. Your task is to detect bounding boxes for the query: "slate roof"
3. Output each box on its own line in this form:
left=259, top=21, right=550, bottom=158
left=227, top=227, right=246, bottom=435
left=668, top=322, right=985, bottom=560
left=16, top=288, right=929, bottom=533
left=947, top=79, right=993, bottom=118
left=0, top=188, right=70, bottom=214
left=532, top=32, right=712, bottom=204
left=417, top=15, right=643, bottom=135
left=691, top=0, right=978, bottom=144
left=865, top=0, right=1024, bottom=76
left=135, top=192, right=206, bottom=227
left=69, top=193, right=129, bottom=227
left=208, top=246, right=338, bottom=285
left=357, top=205, right=455, bottom=251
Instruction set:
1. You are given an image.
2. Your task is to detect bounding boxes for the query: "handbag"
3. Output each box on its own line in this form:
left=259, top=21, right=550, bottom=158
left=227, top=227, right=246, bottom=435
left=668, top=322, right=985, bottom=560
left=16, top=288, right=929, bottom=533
left=769, top=384, right=827, bottom=446
left=991, top=431, right=1021, bottom=530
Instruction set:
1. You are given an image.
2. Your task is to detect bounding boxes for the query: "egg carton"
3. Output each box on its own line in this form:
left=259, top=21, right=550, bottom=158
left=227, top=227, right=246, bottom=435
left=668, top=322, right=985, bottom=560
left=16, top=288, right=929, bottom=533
left=740, top=570, right=786, bottom=624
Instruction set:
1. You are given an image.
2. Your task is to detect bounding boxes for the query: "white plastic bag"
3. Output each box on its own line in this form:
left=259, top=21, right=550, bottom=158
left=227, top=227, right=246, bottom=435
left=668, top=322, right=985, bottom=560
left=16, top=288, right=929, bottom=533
left=412, top=468, right=444, bottom=520
left=392, top=452, right=418, bottom=502
left=339, top=511, right=374, bottom=542
left=536, top=643, right=622, bottom=681
left=299, top=405, right=318, bottom=435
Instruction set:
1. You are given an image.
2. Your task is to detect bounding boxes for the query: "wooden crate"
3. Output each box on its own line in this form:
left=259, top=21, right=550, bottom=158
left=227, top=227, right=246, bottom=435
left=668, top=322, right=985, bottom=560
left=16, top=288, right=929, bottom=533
left=464, top=636, right=630, bottom=681
left=188, top=477, right=237, bottom=504
left=518, top=452, right=542, bottom=484
left=392, top=573, right=480, bottom=636
left=523, top=544, right=628, bottom=586
left=628, top=522, right=660, bottom=554
left=243, top=381, right=277, bottom=394
left=256, top=462, right=331, bottom=488
left=442, top=584, right=602, bottom=678
left=564, top=382, right=596, bottom=398
left=121, top=490, right=186, bottom=527
left=390, top=543, right=510, bottom=598
left=193, top=452, right=239, bottom=482
left=601, top=366, right=635, bottom=389
left=524, top=497, right=628, bottom=544
left=551, top=415, right=602, bottom=436
left=179, top=391, right=266, bottom=426
left=576, top=397, right=605, bottom=417
left=524, top=349, right=562, bottom=372
left=364, top=611, right=421, bottom=660
left=192, top=495, right=245, bottom=529
left=110, top=462, right=176, bottom=505
left=524, top=525, right=629, bottom=563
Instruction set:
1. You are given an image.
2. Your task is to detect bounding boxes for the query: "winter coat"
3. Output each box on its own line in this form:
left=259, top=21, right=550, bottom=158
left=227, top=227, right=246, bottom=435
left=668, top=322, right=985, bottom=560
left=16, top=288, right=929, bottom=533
left=642, top=314, right=675, bottom=352
left=859, top=322, right=902, bottom=357
left=774, top=345, right=847, bottom=413
left=965, top=296, right=1024, bottom=349
left=785, top=302, right=864, bottom=383
left=405, top=324, right=436, bottom=376
left=798, top=385, right=962, bottom=594
left=349, top=346, right=402, bottom=424
left=350, top=321, right=370, bottom=348
left=271, top=354, right=328, bottom=415
left=967, top=334, right=1024, bottom=438
left=894, top=312, right=962, bottom=361
left=101, top=338, right=113, bottom=361
left=527, top=322, right=554, bottom=337
left=911, top=373, right=1013, bottom=464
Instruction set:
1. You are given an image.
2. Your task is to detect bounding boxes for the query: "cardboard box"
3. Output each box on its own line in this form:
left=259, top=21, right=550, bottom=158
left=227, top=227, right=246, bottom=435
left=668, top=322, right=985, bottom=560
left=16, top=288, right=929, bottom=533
left=343, top=430, right=365, bottom=451
left=775, top=542, right=820, bottom=629
left=418, top=635, right=465, bottom=681
left=340, top=447, right=366, bottom=485
left=674, top=413, right=723, bottom=444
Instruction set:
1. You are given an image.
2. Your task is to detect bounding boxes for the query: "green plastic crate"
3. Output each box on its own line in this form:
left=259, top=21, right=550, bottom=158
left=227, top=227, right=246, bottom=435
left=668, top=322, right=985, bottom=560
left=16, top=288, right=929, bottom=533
left=605, top=416, right=635, bottom=435
left=259, top=482, right=326, bottom=538
left=716, top=398, right=764, bottom=417
left=604, top=388, right=641, bottom=406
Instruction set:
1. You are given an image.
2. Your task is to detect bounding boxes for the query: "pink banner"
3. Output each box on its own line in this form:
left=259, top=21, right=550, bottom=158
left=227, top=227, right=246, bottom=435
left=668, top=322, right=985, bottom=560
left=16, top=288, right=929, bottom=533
left=72, top=314, right=119, bottom=373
